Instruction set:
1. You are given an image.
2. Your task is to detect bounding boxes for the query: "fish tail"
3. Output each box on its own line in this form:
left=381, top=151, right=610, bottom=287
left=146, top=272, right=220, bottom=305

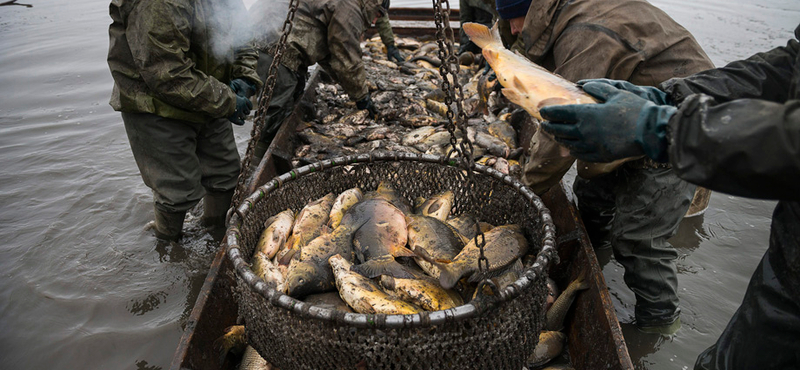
left=352, top=255, right=415, bottom=279
left=461, top=22, right=501, bottom=49
left=438, top=264, right=462, bottom=290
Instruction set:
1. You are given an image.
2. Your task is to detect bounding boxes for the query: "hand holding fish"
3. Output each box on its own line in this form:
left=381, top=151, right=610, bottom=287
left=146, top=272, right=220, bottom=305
left=539, top=82, right=677, bottom=163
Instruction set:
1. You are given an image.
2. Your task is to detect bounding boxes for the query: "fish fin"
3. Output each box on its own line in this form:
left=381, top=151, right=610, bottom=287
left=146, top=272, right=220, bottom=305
left=352, top=255, right=415, bottom=279
left=461, top=22, right=500, bottom=49
left=438, top=264, right=462, bottom=290
left=391, top=245, right=417, bottom=258
left=502, top=88, right=542, bottom=120
left=538, top=97, right=572, bottom=109
left=276, top=247, right=298, bottom=265
left=467, top=257, right=519, bottom=283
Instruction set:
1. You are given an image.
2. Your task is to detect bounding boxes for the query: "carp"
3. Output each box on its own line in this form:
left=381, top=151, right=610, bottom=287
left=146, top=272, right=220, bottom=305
left=462, top=22, right=596, bottom=120
left=284, top=221, right=361, bottom=298
left=546, top=273, right=590, bottom=331
left=213, top=325, right=247, bottom=364
left=414, top=190, right=455, bottom=221
left=446, top=213, right=481, bottom=241
left=329, top=254, right=421, bottom=314
left=423, top=224, right=528, bottom=289
left=401, top=126, right=437, bottom=146
left=341, top=198, right=415, bottom=279
left=406, top=214, right=466, bottom=278
left=380, top=266, right=463, bottom=311
left=254, top=209, right=294, bottom=259
left=304, top=291, right=354, bottom=312
left=545, top=277, right=560, bottom=312
left=362, top=182, right=412, bottom=214
left=528, top=331, right=567, bottom=368
left=289, top=193, right=336, bottom=252
left=488, top=120, right=517, bottom=148
left=239, top=345, right=271, bottom=370
left=328, top=187, right=364, bottom=229
left=252, top=251, right=285, bottom=292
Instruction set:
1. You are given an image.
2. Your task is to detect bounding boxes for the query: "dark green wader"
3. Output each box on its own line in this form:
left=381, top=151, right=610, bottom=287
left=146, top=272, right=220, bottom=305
left=252, top=53, right=306, bottom=166
left=573, top=163, right=696, bottom=328
left=122, top=112, right=240, bottom=241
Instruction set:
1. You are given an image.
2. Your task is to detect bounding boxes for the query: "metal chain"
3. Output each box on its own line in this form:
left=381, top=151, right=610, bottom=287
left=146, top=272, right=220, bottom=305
left=232, top=0, right=299, bottom=209
left=431, top=0, right=488, bottom=274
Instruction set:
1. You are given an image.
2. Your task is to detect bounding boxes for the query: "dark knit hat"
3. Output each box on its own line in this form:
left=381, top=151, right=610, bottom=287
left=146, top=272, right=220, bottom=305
left=496, top=0, right=532, bottom=20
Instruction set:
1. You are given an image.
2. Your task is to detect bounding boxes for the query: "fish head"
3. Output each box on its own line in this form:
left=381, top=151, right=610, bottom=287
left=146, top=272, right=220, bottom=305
left=284, top=260, right=321, bottom=298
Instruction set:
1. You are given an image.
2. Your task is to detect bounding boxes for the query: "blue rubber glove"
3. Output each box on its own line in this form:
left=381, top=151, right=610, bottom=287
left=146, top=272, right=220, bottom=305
left=229, top=78, right=257, bottom=99
left=539, top=82, right=677, bottom=163
left=577, top=78, right=673, bottom=105
left=228, top=95, right=253, bottom=126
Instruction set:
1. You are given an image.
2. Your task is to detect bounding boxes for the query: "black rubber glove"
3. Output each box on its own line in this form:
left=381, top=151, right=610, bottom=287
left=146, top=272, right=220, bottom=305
left=229, top=78, right=257, bottom=98
left=386, top=44, right=405, bottom=63
left=356, top=94, right=379, bottom=120
left=228, top=95, right=253, bottom=126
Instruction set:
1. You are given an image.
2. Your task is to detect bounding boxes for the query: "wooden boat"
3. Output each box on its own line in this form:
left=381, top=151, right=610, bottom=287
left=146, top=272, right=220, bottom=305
left=170, top=8, right=633, bottom=370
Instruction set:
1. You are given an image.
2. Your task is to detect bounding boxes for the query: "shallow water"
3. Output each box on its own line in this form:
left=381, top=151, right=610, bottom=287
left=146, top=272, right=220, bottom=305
left=0, top=0, right=796, bottom=369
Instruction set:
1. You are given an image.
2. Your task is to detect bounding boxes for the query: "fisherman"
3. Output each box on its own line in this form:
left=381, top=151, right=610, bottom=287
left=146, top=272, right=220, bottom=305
left=493, top=0, right=714, bottom=334
left=458, top=0, right=498, bottom=56
left=374, top=0, right=406, bottom=64
left=107, top=0, right=261, bottom=242
left=248, top=0, right=385, bottom=164
left=539, top=23, right=800, bottom=370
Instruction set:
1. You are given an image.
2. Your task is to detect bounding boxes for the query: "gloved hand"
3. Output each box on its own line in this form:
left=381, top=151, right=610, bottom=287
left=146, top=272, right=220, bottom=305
left=539, top=81, right=677, bottom=163
left=577, top=78, right=673, bottom=105
left=356, top=94, right=379, bottom=120
left=228, top=95, right=253, bottom=126
left=229, top=78, right=257, bottom=99
left=386, top=44, right=405, bottom=63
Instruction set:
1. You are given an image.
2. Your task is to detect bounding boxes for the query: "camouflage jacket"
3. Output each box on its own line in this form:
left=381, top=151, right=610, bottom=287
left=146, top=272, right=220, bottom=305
left=252, top=0, right=382, bottom=102
left=517, top=0, right=715, bottom=194
left=108, top=0, right=261, bottom=123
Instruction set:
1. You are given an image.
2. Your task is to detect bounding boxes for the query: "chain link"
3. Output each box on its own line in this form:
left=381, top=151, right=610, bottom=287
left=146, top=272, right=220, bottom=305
left=232, top=0, right=299, bottom=209
left=431, top=0, right=488, bottom=274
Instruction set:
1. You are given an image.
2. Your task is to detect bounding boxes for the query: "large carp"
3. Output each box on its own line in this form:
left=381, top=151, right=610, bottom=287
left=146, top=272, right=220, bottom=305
left=340, top=198, right=416, bottom=279
left=461, top=22, right=596, bottom=120
left=254, top=209, right=294, bottom=259
left=462, top=22, right=639, bottom=179
left=283, top=221, right=362, bottom=298
left=329, top=254, right=421, bottom=314
left=424, top=224, right=528, bottom=289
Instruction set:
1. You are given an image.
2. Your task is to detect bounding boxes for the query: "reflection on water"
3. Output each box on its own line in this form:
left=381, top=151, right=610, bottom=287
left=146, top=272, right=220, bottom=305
left=0, top=0, right=796, bottom=369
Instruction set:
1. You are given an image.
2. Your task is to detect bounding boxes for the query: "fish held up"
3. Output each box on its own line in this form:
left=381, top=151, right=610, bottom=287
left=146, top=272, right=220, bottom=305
left=461, top=22, right=596, bottom=120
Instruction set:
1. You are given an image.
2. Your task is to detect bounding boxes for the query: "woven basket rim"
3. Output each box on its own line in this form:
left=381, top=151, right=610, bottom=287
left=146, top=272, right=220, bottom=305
left=226, top=151, right=557, bottom=329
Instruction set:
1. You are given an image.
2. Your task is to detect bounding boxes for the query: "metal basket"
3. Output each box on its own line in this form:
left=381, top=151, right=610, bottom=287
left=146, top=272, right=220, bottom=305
left=226, top=151, right=557, bottom=369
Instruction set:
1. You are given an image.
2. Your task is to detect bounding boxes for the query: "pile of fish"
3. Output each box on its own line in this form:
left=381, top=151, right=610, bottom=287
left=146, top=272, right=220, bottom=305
left=292, top=34, right=526, bottom=176
left=217, top=31, right=597, bottom=370
left=252, top=182, right=528, bottom=312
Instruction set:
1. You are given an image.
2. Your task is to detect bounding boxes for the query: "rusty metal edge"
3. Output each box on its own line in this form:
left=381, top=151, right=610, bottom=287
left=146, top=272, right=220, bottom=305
left=542, top=181, right=634, bottom=370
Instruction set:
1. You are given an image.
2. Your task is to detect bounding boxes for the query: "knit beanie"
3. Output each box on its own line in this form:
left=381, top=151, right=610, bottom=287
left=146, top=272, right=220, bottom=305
left=496, top=0, right=532, bottom=20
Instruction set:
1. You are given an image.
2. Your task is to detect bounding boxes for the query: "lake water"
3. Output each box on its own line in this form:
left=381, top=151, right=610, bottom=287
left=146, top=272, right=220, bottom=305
left=0, top=0, right=796, bottom=369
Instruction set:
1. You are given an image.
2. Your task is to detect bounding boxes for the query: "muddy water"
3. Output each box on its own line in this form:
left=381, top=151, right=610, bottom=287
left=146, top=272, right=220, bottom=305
left=0, top=0, right=795, bottom=369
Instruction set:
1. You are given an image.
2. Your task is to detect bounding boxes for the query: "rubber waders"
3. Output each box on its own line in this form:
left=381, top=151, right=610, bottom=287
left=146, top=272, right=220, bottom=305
left=154, top=207, right=186, bottom=242
left=202, top=190, right=234, bottom=241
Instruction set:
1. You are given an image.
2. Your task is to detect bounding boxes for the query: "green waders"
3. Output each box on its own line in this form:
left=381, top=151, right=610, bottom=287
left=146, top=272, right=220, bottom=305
left=573, top=163, right=695, bottom=331
left=122, top=112, right=240, bottom=241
